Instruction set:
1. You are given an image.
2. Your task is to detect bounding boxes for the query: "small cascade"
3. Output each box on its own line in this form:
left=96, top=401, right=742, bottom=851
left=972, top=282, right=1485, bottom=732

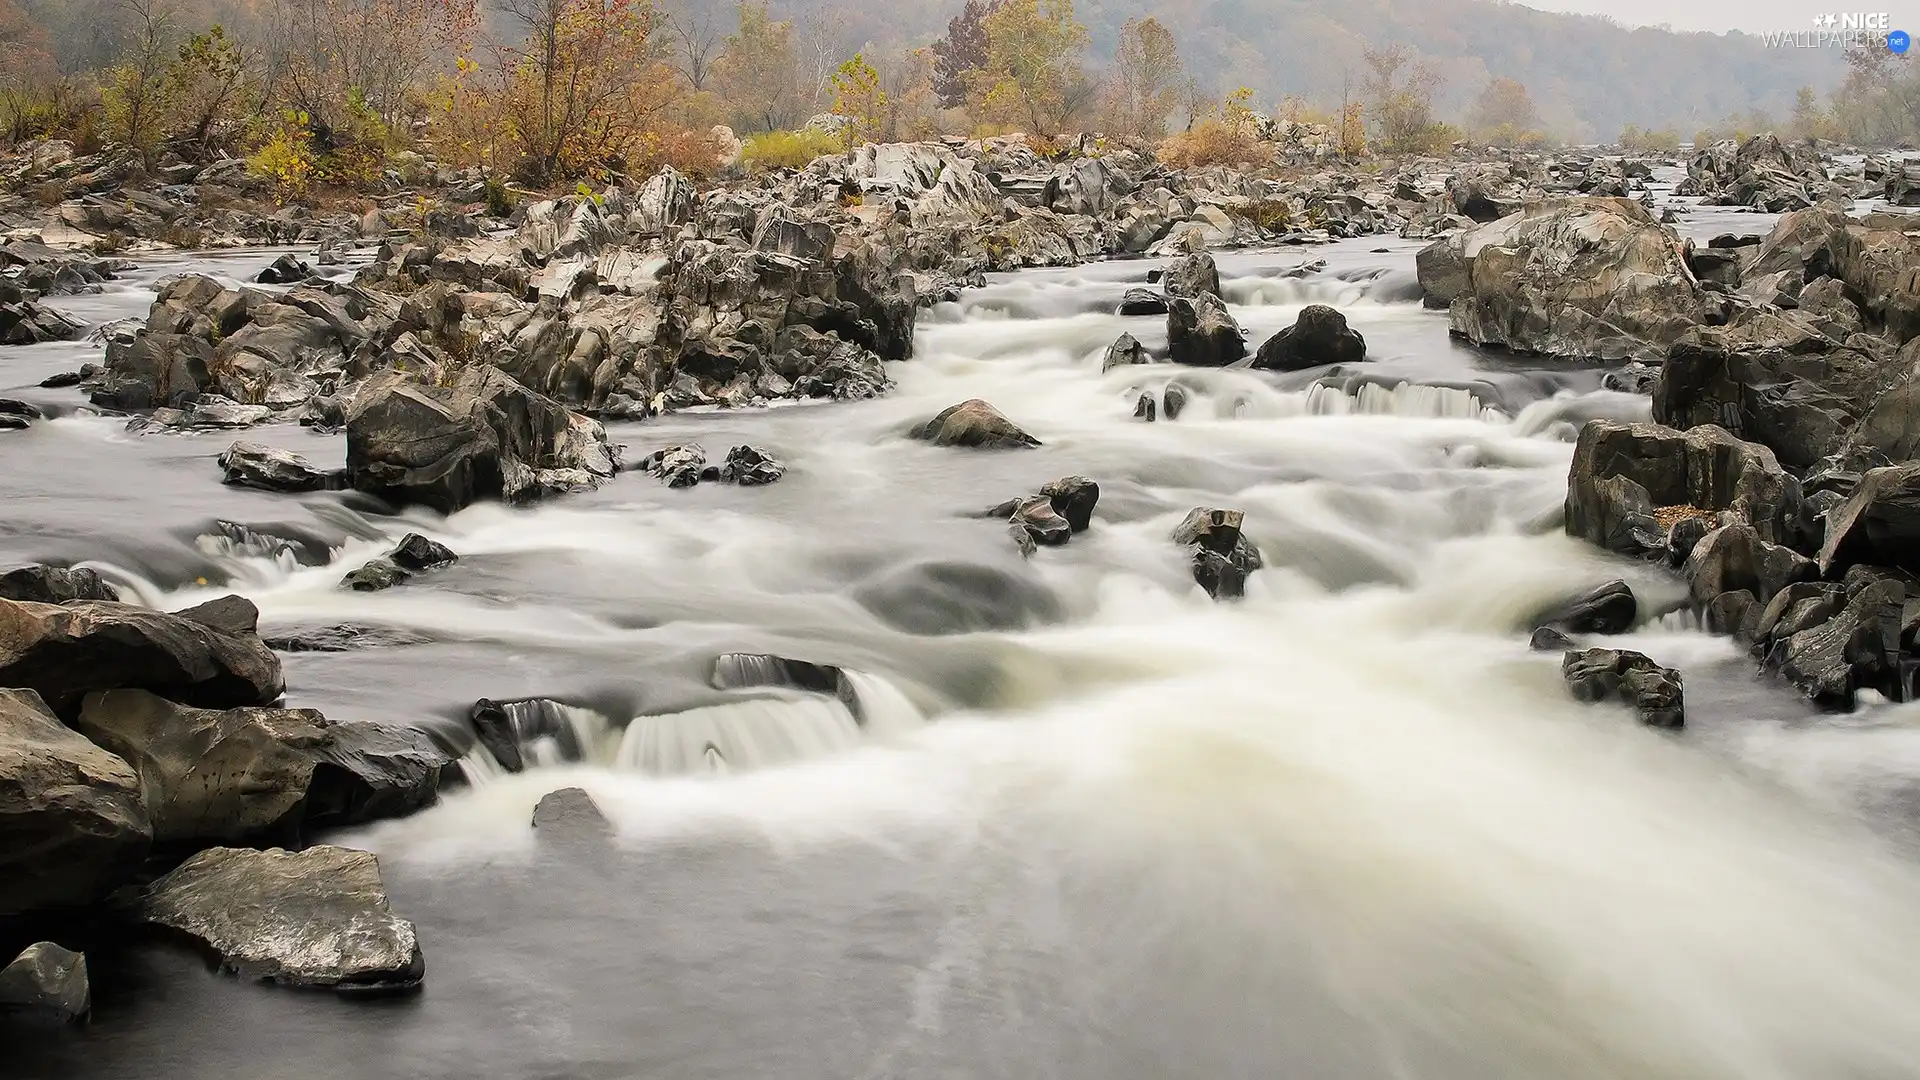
left=612, top=693, right=864, bottom=775
left=840, top=669, right=927, bottom=737
left=1303, top=380, right=1502, bottom=421
left=457, top=746, right=507, bottom=786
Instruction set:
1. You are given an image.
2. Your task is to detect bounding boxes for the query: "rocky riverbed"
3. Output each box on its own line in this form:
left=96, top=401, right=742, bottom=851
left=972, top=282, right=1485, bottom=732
left=7, top=134, right=1920, bottom=1077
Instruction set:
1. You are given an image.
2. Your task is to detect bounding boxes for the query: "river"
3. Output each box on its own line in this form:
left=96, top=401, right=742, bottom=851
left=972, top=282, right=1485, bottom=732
left=7, top=214, right=1920, bottom=1078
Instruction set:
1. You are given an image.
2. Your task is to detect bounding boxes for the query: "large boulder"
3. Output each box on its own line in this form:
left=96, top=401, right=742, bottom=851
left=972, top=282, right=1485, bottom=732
left=0, top=942, right=89, bottom=1022
left=911, top=399, right=1041, bottom=449
left=1767, top=575, right=1906, bottom=706
left=1166, top=292, right=1245, bottom=367
left=1251, top=304, right=1367, bottom=371
left=75, top=689, right=449, bottom=842
left=1171, top=508, right=1263, bottom=600
left=345, top=367, right=618, bottom=514
left=218, top=441, right=341, bottom=493
left=0, top=597, right=283, bottom=716
left=1818, top=462, right=1920, bottom=575
left=1528, top=580, right=1637, bottom=635
left=1561, top=648, right=1686, bottom=728
left=1683, top=523, right=1817, bottom=610
left=0, top=688, right=151, bottom=915
left=1163, top=252, right=1222, bottom=299
left=1564, top=420, right=1801, bottom=558
left=139, top=845, right=424, bottom=993
left=0, top=565, right=118, bottom=604
left=1418, top=198, right=1708, bottom=360
left=1827, top=220, right=1920, bottom=345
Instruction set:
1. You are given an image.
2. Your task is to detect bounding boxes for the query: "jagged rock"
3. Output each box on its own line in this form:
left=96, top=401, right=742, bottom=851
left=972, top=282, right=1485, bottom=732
left=342, top=559, right=408, bottom=592
left=1684, top=524, right=1817, bottom=609
left=0, top=688, right=150, bottom=915
left=1133, top=392, right=1157, bottom=421
left=139, top=845, right=424, bottom=993
left=641, top=444, right=707, bottom=487
left=254, top=254, right=315, bottom=285
left=1103, top=332, right=1150, bottom=372
left=0, top=296, right=86, bottom=345
left=1171, top=507, right=1263, bottom=600
left=1118, top=288, right=1169, bottom=316
left=911, top=399, right=1040, bottom=449
left=1819, top=462, right=1920, bottom=575
left=1163, top=382, right=1189, bottom=419
left=532, top=787, right=615, bottom=844
left=1561, top=648, right=1686, bottom=728
left=468, top=698, right=525, bottom=774
left=1751, top=581, right=1848, bottom=653
left=1828, top=220, right=1920, bottom=345
left=1529, top=626, right=1578, bottom=651
left=1251, top=304, right=1367, bottom=371
left=1564, top=420, right=1801, bottom=557
left=1680, top=135, right=1828, bottom=212
left=390, top=533, right=458, bottom=572
left=719, top=444, right=785, bottom=485
left=1038, top=476, right=1099, bottom=532
left=0, top=397, right=40, bottom=431
left=1005, top=496, right=1072, bottom=555
left=1418, top=197, right=1708, bottom=359
left=218, top=441, right=340, bottom=493
left=1768, top=576, right=1907, bottom=706
left=1530, top=580, right=1637, bottom=635
left=345, top=367, right=617, bottom=514
left=0, top=597, right=283, bottom=715
left=1885, top=162, right=1920, bottom=207
left=0, top=565, right=118, bottom=604
left=0, top=942, right=89, bottom=1022
left=1166, top=292, right=1245, bottom=367
left=1163, top=252, right=1222, bottom=299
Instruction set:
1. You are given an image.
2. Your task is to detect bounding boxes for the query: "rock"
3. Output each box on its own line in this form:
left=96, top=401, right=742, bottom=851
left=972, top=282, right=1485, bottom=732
left=1171, top=507, right=1263, bottom=600
left=1603, top=361, right=1660, bottom=394
left=911, top=399, right=1040, bottom=449
left=1118, top=288, right=1169, bottom=316
left=1885, top=162, right=1920, bottom=206
left=1251, top=304, right=1367, bottom=371
left=1166, top=292, right=1245, bottom=367
left=1103, top=332, right=1150, bottom=372
left=1768, top=576, right=1906, bottom=706
left=139, top=845, right=424, bottom=993
left=1419, top=198, right=1708, bottom=359
left=1819, top=462, right=1920, bottom=575
left=0, top=565, right=118, bottom=604
left=254, top=254, right=316, bottom=285
left=1561, top=648, right=1686, bottom=728
left=0, top=688, right=151, bottom=915
left=1038, top=475, right=1099, bottom=532
left=218, top=441, right=340, bottom=493
left=1703, top=589, right=1762, bottom=639
left=1006, top=495, right=1073, bottom=554
left=345, top=367, right=617, bottom=514
left=173, top=594, right=262, bottom=636
left=468, top=698, right=525, bottom=774
left=0, top=297, right=86, bottom=345
left=641, top=444, right=707, bottom=487
left=1530, top=580, right=1637, bottom=635
left=531, top=787, right=615, bottom=845
left=1828, top=221, right=1920, bottom=345
left=342, top=559, right=408, bottom=592
left=390, top=533, right=458, bottom=572
left=0, top=597, right=284, bottom=715
left=0, top=942, right=89, bottom=1023
left=1564, top=420, right=1800, bottom=558
left=261, top=624, right=434, bottom=653
left=1529, top=626, right=1578, bottom=651
left=1752, top=581, right=1848, bottom=651
left=0, top=397, right=42, bottom=430
left=1163, top=382, right=1190, bottom=419
left=1133, top=392, right=1157, bottom=421
left=1163, top=252, right=1222, bottom=299
left=719, top=444, right=785, bottom=485
left=303, top=720, right=453, bottom=829
left=1684, top=524, right=1817, bottom=609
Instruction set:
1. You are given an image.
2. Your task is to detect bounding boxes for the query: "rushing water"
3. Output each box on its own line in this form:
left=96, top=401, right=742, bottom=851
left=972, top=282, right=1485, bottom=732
left=9, top=228, right=1920, bottom=1080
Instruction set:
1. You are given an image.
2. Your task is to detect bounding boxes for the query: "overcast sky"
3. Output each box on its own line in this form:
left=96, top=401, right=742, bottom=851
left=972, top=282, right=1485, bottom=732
left=1517, top=0, right=1911, bottom=33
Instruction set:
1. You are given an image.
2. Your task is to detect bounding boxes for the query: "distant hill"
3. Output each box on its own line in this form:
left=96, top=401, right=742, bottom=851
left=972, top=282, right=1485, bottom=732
left=734, top=0, right=1844, bottom=141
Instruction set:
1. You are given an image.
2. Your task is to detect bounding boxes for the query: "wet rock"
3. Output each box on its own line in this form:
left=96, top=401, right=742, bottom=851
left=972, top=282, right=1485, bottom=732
left=719, top=444, right=785, bottom=485
left=1818, top=462, right=1920, bottom=575
left=173, top=594, right=262, bottom=636
left=218, top=441, right=340, bottom=493
left=641, top=444, right=708, bottom=487
left=1703, top=589, right=1762, bottom=639
left=852, top=559, right=1062, bottom=635
left=341, top=559, right=408, bottom=592
left=303, top=720, right=453, bottom=829
left=1038, top=475, right=1099, bottom=532
left=468, top=698, right=525, bottom=774
left=0, top=942, right=89, bottom=1023
left=345, top=367, right=617, bottom=514
left=0, top=597, right=284, bottom=715
left=712, top=653, right=843, bottom=694
left=260, top=624, right=434, bottom=653
left=1751, top=580, right=1847, bottom=652
left=1561, top=648, right=1686, bottom=728
left=1251, top=304, right=1367, bottom=371
left=1684, top=523, right=1817, bottom=609
left=139, top=845, right=424, bottom=993
left=390, top=533, right=458, bottom=573
left=1530, top=580, right=1637, bottom=635
left=1132, top=392, right=1157, bottom=421
left=1166, top=292, right=1245, bottom=368
left=1602, top=362, right=1659, bottom=395
left=1006, top=496, right=1073, bottom=555
left=532, top=787, right=615, bottom=846
left=911, top=399, right=1041, bottom=449
left=1768, top=576, right=1907, bottom=706
left=1162, top=382, right=1189, bottom=419
left=1117, top=288, right=1169, bottom=316
left=1564, top=420, right=1800, bottom=557
left=1529, top=626, right=1578, bottom=651
left=0, top=565, right=118, bottom=604
left=1103, top=332, right=1150, bottom=372
left=0, top=688, right=151, bottom=915
left=0, top=296, right=86, bottom=345
left=254, top=254, right=316, bottom=285
left=1171, top=507, right=1263, bottom=601
left=0, top=397, right=41, bottom=430
left=1163, top=252, right=1222, bottom=299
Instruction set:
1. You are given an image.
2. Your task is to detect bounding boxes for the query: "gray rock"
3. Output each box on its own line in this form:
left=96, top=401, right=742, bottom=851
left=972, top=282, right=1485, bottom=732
left=1117, top=288, right=1169, bottom=316
left=468, top=698, right=525, bottom=774
left=1768, top=576, right=1906, bottom=706
left=341, top=558, right=409, bottom=592
left=390, top=533, right=457, bottom=572
left=219, top=441, right=339, bottom=493
left=1038, top=475, right=1099, bottom=532
left=140, top=845, right=424, bottom=993
left=719, top=444, right=785, bottom=485
left=0, top=565, right=119, bottom=604
left=0, top=942, right=89, bottom=1022
left=1819, top=462, right=1920, bottom=575
left=1530, top=580, right=1637, bottom=635
left=1561, top=648, right=1686, bottom=728
left=1564, top=420, right=1800, bottom=558
left=532, top=787, right=615, bottom=846
left=1166, top=292, right=1245, bottom=367
left=641, top=444, right=708, bottom=487
left=1163, top=252, right=1222, bottom=299
left=1529, top=626, right=1578, bottom=651
left=1103, top=332, right=1150, bottom=372
left=911, top=399, right=1040, bottom=449
left=0, top=597, right=283, bottom=716
left=1006, top=495, right=1073, bottom=555
left=1171, top=508, right=1263, bottom=601
left=1684, top=524, right=1817, bottom=609
left=0, top=688, right=151, bottom=915
left=1252, top=304, right=1367, bottom=371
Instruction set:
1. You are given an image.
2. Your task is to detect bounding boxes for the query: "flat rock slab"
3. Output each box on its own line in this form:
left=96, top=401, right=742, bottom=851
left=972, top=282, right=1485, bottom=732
left=140, top=846, right=424, bottom=994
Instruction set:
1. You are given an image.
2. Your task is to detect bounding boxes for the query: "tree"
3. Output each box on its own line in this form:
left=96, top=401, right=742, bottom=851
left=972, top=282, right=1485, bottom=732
left=830, top=53, right=885, bottom=144
left=1360, top=43, right=1444, bottom=154
left=1466, top=77, right=1540, bottom=147
left=662, top=1, right=723, bottom=91
left=972, top=0, right=1090, bottom=137
left=1104, top=16, right=1181, bottom=139
left=100, top=0, right=177, bottom=164
left=164, top=25, right=254, bottom=160
left=711, top=2, right=810, bottom=133
left=1832, top=49, right=1920, bottom=144
left=0, top=0, right=55, bottom=89
left=930, top=0, right=999, bottom=109
left=266, top=0, right=475, bottom=131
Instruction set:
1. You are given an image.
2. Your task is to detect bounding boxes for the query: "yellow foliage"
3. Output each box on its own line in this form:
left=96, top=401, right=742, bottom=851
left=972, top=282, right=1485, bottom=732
left=248, top=125, right=316, bottom=195
left=741, top=128, right=844, bottom=171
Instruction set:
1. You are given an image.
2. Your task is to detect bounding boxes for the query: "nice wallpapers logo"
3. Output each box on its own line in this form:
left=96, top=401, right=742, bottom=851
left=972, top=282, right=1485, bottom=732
left=1762, top=12, right=1911, bottom=49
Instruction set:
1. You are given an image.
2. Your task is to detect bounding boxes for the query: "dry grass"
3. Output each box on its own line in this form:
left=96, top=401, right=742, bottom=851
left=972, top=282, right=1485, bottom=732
left=1652, top=504, right=1711, bottom=531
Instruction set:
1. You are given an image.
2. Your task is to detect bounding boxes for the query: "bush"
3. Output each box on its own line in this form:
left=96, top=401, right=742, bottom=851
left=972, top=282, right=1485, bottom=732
left=1620, top=125, right=1682, bottom=153
left=1158, top=118, right=1266, bottom=168
left=741, top=129, right=845, bottom=171
left=1, top=82, right=99, bottom=149
left=248, top=123, right=316, bottom=195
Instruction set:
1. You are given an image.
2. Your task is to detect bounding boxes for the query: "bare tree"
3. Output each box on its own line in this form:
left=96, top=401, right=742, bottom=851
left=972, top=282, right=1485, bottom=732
left=662, top=1, right=723, bottom=91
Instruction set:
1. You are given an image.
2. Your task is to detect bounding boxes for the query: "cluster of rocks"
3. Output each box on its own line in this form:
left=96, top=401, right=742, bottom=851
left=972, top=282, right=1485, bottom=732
left=1676, top=134, right=1844, bottom=212
left=638, top=443, right=787, bottom=488
left=0, top=583, right=456, bottom=1010
left=341, top=533, right=459, bottom=592
left=986, top=476, right=1100, bottom=556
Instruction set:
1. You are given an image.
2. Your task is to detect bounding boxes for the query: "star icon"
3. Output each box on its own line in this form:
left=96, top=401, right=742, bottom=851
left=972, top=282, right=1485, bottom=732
left=1826, top=13, right=1840, bottom=26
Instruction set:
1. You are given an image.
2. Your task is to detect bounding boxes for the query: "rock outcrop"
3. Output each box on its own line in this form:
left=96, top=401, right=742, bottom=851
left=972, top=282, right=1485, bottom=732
left=911, top=399, right=1040, bottom=449
left=1251, top=304, right=1367, bottom=371
left=1561, top=648, right=1686, bottom=728
left=0, top=596, right=284, bottom=715
left=1171, top=507, right=1263, bottom=600
left=1564, top=420, right=1801, bottom=558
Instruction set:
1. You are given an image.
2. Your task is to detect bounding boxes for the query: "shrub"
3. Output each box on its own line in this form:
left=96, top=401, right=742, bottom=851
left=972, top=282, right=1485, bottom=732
left=741, top=128, right=844, bottom=171
left=248, top=123, right=316, bottom=195
left=1158, top=117, right=1265, bottom=168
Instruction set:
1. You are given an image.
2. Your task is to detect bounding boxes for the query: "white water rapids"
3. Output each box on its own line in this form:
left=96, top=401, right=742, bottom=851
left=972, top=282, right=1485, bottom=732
left=8, top=240, right=1920, bottom=1078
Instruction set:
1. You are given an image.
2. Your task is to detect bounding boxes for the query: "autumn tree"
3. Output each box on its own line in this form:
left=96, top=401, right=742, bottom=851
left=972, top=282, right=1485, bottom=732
left=1360, top=43, right=1445, bottom=154
left=164, top=25, right=254, bottom=160
left=1466, top=76, right=1540, bottom=147
left=0, top=0, right=55, bottom=90
left=830, top=53, right=885, bottom=144
left=972, top=0, right=1091, bottom=137
left=930, top=0, right=999, bottom=109
left=101, top=0, right=178, bottom=164
left=662, top=0, right=724, bottom=92
left=711, top=2, right=811, bottom=133
left=1103, top=16, right=1181, bottom=139
left=266, top=0, right=475, bottom=134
